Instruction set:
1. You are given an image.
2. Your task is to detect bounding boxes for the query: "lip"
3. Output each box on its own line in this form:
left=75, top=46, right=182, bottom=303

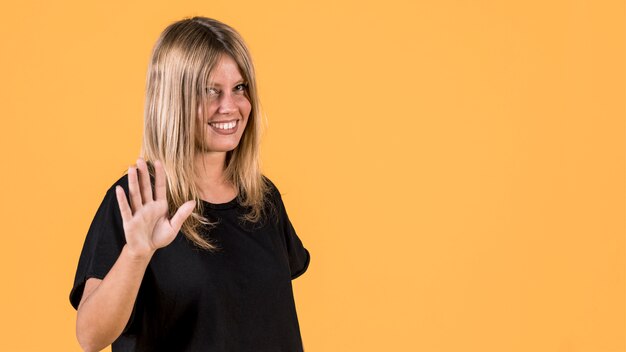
left=208, top=119, right=239, bottom=135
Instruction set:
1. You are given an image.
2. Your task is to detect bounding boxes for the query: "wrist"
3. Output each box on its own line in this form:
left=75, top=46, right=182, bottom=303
left=122, top=244, right=155, bottom=263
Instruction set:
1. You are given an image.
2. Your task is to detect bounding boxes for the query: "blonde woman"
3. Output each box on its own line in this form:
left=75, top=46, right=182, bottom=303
left=69, top=17, right=310, bottom=351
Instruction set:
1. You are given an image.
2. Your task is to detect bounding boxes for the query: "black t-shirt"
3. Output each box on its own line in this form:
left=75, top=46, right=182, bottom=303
left=69, top=174, right=310, bottom=351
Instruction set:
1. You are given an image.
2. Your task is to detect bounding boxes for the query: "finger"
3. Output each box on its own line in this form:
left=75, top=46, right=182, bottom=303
left=136, top=158, right=153, bottom=203
left=169, top=200, right=196, bottom=232
left=115, top=185, right=133, bottom=222
left=127, top=166, right=143, bottom=213
left=154, top=160, right=166, bottom=201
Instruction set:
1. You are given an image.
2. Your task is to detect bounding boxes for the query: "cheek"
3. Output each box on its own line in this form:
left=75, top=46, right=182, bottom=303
left=242, top=100, right=252, bottom=119
left=197, top=101, right=219, bottom=120
left=197, top=104, right=207, bottom=122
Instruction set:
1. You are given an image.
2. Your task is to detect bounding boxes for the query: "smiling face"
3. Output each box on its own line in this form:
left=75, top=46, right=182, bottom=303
left=196, top=54, right=251, bottom=153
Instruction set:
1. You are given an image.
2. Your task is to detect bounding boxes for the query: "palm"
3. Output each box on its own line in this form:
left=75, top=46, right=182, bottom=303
left=148, top=200, right=180, bottom=248
left=115, top=158, right=196, bottom=258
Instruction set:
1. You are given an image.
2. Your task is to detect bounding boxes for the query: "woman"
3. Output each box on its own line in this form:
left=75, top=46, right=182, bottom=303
left=69, top=17, right=310, bottom=352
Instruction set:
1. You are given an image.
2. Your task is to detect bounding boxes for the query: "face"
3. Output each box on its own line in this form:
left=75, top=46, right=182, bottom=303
left=196, top=54, right=251, bottom=153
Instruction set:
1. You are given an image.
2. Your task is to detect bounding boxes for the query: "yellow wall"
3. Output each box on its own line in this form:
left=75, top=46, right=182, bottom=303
left=0, top=0, right=623, bottom=351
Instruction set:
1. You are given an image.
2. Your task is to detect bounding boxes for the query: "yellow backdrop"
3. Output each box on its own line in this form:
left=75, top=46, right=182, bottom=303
left=0, top=0, right=623, bottom=351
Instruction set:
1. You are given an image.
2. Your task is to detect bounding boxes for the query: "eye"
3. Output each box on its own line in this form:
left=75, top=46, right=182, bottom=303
left=235, top=83, right=248, bottom=92
left=206, top=87, right=220, bottom=96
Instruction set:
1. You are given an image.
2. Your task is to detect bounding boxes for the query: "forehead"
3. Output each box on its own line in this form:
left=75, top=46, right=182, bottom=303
left=207, top=54, right=245, bottom=86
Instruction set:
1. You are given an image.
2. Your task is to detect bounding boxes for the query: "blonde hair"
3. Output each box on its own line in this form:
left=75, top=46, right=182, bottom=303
left=140, top=16, right=272, bottom=251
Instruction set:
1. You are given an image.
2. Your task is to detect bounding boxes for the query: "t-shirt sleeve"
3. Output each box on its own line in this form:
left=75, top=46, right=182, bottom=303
left=283, top=212, right=311, bottom=280
left=266, top=177, right=311, bottom=280
left=69, top=175, right=138, bottom=333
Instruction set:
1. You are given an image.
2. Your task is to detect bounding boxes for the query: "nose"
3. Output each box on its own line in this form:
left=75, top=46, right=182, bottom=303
left=217, top=92, right=236, bottom=115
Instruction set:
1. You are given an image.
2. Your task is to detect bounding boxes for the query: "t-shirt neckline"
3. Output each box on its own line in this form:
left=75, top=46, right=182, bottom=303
left=201, top=196, right=239, bottom=210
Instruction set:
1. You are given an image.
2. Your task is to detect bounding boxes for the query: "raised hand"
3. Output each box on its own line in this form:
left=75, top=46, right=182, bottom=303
left=115, top=158, right=196, bottom=259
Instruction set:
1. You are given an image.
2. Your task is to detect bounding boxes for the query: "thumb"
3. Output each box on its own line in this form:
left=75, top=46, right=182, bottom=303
left=170, top=200, right=196, bottom=232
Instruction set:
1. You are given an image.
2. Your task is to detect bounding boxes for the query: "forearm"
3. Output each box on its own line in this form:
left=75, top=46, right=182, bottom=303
left=76, top=244, right=153, bottom=352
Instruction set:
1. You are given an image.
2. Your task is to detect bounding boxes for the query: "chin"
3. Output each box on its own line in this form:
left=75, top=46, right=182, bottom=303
left=208, top=143, right=241, bottom=152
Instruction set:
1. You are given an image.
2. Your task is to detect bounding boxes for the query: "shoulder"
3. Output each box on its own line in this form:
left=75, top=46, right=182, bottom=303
left=261, top=174, right=276, bottom=192
left=98, top=172, right=130, bottom=201
left=108, top=172, right=130, bottom=192
left=261, top=174, right=283, bottom=202
left=260, top=175, right=286, bottom=220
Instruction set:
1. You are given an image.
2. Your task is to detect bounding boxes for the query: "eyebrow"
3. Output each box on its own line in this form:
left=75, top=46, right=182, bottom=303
left=207, top=79, right=246, bottom=87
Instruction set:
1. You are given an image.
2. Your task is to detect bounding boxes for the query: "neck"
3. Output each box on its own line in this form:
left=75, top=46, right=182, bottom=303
left=194, top=151, right=228, bottom=185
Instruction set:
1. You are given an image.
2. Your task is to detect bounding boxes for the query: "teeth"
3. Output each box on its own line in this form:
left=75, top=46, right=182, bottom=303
left=210, top=121, right=237, bottom=130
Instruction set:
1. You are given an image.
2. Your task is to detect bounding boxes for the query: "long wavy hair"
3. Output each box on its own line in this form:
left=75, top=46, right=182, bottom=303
left=140, top=16, right=272, bottom=251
